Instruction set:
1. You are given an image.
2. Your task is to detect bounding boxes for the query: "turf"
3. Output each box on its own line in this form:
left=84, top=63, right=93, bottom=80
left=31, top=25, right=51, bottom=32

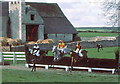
left=86, top=47, right=118, bottom=59
left=2, top=47, right=119, bottom=82
left=2, top=68, right=118, bottom=82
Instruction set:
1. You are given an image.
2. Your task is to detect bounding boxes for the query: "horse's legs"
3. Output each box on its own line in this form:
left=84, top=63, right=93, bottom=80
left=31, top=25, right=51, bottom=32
left=101, top=47, right=103, bottom=51
left=70, top=57, right=74, bottom=72
left=31, top=63, right=36, bottom=72
left=99, top=47, right=103, bottom=52
left=97, top=48, right=99, bottom=52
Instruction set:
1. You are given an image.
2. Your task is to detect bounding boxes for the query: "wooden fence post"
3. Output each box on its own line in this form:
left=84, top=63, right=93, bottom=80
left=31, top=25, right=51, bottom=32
left=0, top=52, right=3, bottom=63
left=13, top=52, right=17, bottom=64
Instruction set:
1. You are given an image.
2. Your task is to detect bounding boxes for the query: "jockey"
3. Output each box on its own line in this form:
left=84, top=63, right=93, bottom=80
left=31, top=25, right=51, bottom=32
left=32, top=43, right=40, bottom=56
left=57, top=40, right=65, bottom=49
left=57, top=40, right=65, bottom=54
left=74, top=42, right=83, bottom=57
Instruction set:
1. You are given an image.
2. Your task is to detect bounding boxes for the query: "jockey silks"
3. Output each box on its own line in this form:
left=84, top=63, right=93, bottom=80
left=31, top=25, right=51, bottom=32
left=57, top=42, right=65, bottom=48
left=32, top=44, right=40, bottom=56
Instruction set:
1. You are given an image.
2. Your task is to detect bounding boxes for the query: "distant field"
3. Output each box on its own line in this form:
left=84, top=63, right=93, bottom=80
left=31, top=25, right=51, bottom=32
left=76, top=27, right=119, bottom=37
left=78, top=32, right=119, bottom=37
left=76, top=29, right=119, bottom=32
left=76, top=27, right=120, bottom=32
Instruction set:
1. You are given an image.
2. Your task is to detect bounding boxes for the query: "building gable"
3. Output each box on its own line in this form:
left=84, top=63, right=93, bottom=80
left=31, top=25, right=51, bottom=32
left=26, top=2, right=78, bottom=34
left=23, top=5, right=44, bottom=24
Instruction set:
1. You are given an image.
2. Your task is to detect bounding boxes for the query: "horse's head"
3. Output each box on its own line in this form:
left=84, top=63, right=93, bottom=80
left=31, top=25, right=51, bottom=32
left=81, top=50, right=88, bottom=58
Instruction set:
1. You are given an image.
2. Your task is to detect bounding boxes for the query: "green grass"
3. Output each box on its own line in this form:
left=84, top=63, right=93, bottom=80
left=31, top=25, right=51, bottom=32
left=4, top=47, right=118, bottom=66
left=76, top=28, right=120, bottom=32
left=78, top=32, right=119, bottom=37
left=2, top=69, right=118, bottom=82
left=86, top=47, right=118, bottom=59
left=2, top=47, right=119, bottom=82
left=47, top=47, right=118, bottom=59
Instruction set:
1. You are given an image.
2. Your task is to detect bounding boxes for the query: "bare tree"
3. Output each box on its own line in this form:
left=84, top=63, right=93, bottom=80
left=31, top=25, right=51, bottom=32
left=103, top=0, right=120, bottom=27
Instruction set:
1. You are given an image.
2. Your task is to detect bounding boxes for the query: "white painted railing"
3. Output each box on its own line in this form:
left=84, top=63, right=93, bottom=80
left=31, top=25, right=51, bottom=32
left=0, top=52, right=117, bottom=74
left=0, top=52, right=25, bottom=64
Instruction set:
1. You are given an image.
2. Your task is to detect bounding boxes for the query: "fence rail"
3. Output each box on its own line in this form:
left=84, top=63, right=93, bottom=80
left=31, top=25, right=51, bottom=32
left=0, top=52, right=26, bottom=64
left=0, top=52, right=118, bottom=74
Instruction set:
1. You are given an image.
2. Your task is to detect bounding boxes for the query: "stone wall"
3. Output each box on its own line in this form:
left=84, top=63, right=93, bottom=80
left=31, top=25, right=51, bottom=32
left=11, top=39, right=119, bottom=52
left=47, top=34, right=72, bottom=42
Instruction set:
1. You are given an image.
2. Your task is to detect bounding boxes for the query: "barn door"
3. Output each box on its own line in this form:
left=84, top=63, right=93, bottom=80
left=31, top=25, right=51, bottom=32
left=26, top=25, right=39, bottom=41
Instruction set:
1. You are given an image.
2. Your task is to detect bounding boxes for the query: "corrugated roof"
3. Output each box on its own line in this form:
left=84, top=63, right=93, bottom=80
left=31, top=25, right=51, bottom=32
left=27, top=2, right=77, bottom=34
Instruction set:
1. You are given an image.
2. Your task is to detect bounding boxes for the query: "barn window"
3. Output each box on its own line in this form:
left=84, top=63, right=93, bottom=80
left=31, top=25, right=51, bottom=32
left=14, top=1, right=17, bottom=4
left=31, top=14, right=35, bottom=20
left=11, top=2, right=13, bottom=4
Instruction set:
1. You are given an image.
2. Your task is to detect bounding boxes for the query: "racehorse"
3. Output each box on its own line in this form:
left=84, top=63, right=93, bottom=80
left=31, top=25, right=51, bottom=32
left=69, top=50, right=88, bottom=72
left=52, top=45, right=70, bottom=61
left=30, top=50, right=47, bottom=72
left=25, top=45, right=47, bottom=72
left=96, top=44, right=103, bottom=52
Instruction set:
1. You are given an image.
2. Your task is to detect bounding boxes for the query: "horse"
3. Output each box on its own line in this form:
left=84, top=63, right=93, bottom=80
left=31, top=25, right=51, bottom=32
left=30, top=50, right=48, bottom=72
left=52, top=45, right=70, bottom=61
left=96, top=44, right=103, bottom=52
left=69, top=50, right=88, bottom=72
left=25, top=45, right=47, bottom=72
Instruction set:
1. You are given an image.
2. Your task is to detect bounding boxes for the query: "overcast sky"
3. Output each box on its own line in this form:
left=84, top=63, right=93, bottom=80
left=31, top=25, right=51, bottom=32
left=3, top=0, right=109, bottom=27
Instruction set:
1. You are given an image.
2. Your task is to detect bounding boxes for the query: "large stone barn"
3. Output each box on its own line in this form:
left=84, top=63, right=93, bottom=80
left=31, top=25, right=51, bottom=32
left=0, top=0, right=78, bottom=42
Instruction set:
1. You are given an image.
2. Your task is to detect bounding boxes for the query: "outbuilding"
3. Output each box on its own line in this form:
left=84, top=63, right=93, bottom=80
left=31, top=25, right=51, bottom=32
left=1, top=0, right=78, bottom=42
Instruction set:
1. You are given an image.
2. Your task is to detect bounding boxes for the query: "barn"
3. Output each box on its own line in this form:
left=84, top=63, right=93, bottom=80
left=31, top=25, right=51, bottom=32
left=0, top=0, right=78, bottom=42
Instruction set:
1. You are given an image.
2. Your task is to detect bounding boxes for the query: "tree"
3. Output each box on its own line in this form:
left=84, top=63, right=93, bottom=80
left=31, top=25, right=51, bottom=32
left=103, top=0, right=120, bottom=27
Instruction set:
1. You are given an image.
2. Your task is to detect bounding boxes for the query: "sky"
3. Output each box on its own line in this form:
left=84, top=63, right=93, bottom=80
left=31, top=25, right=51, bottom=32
left=3, top=0, right=109, bottom=27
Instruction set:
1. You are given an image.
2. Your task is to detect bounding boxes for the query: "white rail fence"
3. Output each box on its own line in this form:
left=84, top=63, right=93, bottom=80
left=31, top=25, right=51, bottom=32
left=0, top=52, right=25, bottom=64
left=0, top=52, right=117, bottom=74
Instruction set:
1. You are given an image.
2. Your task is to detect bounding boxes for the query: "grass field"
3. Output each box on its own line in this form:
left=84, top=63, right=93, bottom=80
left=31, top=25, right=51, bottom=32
left=47, top=47, right=118, bottom=59
left=86, top=47, right=118, bottom=59
left=2, top=47, right=119, bottom=82
left=78, top=32, right=119, bottom=37
left=75, top=27, right=119, bottom=37
left=2, top=68, right=118, bottom=82
left=76, top=28, right=119, bottom=32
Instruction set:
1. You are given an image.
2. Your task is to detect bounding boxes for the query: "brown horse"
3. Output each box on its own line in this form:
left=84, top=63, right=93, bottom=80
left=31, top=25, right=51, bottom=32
left=31, top=50, right=48, bottom=72
left=25, top=45, right=48, bottom=72
left=69, top=50, right=88, bottom=72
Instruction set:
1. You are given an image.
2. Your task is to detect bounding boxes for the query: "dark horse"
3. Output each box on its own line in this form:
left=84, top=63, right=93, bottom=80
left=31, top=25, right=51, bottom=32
left=69, top=50, right=88, bottom=72
left=31, top=50, right=48, bottom=72
left=25, top=45, right=48, bottom=72
left=96, top=44, right=103, bottom=52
